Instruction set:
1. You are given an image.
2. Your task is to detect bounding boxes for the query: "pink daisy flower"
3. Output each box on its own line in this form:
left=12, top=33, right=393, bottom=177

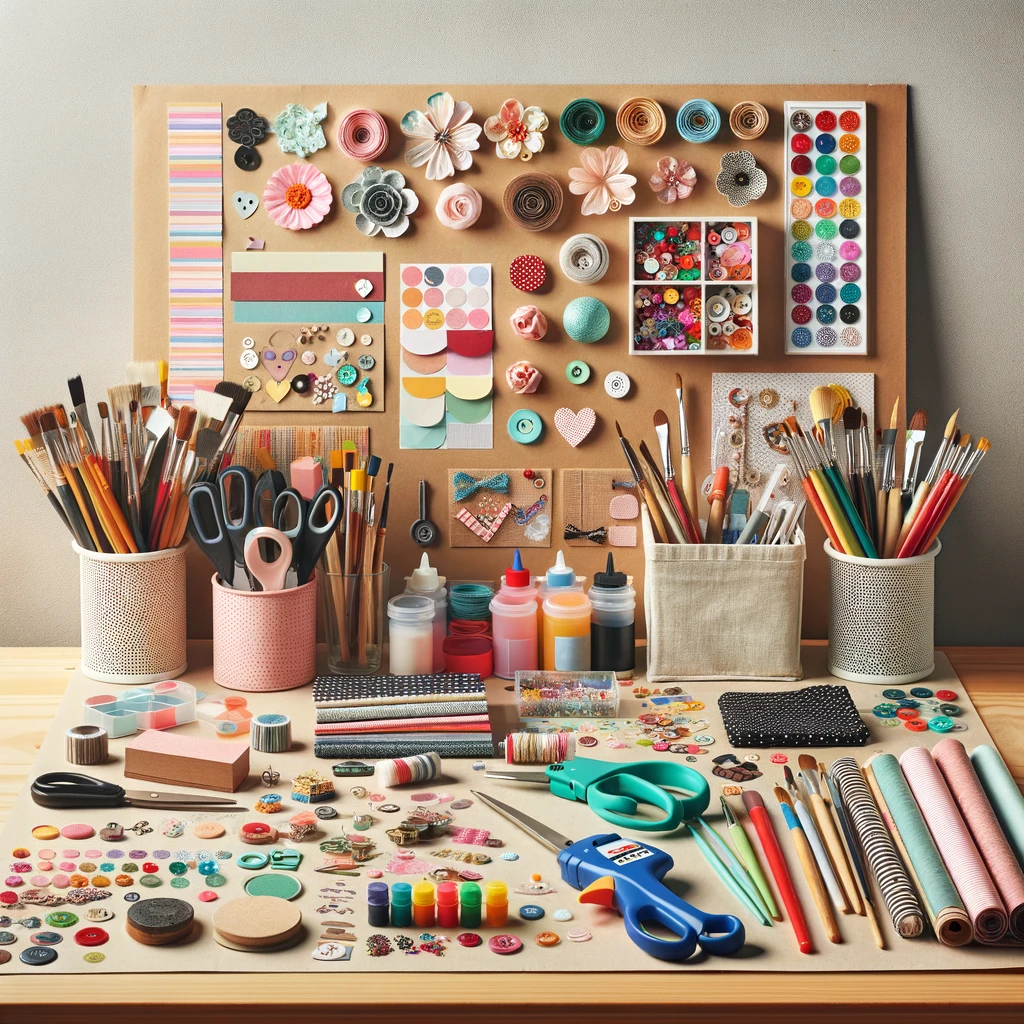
left=567, top=146, right=636, bottom=216
left=263, top=162, right=333, bottom=230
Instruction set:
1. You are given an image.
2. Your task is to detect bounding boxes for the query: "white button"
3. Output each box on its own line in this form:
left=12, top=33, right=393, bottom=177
left=707, top=296, right=731, bottom=322
left=240, top=350, right=259, bottom=369
left=643, top=258, right=659, bottom=274
left=722, top=321, right=737, bottom=336
left=301, top=351, right=316, bottom=365
left=360, top=334, right=373, bottom=346
left=242, top=336, right=255, bottom=349
left=604, top=371, right=631, bottom=399
left=337, top=328, right=354, bottom=347
left=731, top=293, right=752, bottom=315
left=707, top=322, right=722, bottom=336
left=356, top=307, right=372, bottom=323
left=720, top=226, right=738, bottom=244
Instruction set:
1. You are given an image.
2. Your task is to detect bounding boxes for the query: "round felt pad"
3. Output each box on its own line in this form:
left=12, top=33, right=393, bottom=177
left=243, top=873, right=302, bottom=900
left=213, top=895, right=302, bottom=947
left=125, top=897, right=194, bottom=946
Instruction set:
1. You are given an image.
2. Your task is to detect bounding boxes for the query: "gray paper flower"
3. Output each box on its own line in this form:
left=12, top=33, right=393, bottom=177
left=341, top=166, right=419, bottom=237
left=715, top=150, right=768, bottom=207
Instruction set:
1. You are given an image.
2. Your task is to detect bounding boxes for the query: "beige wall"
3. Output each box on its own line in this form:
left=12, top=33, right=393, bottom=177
left=1, top=0, right=1021, bottom=645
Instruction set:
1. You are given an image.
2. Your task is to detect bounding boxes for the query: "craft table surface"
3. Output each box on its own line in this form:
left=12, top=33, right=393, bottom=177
left=1, top=642, right=1022, bottom=1022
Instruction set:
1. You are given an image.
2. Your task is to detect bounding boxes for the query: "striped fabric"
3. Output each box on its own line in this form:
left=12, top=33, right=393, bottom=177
left=314, top=715, right=491, bottom=736
left=314, top=736, right=496, bottom=759
left=168, top=103, right=223, bottom=401
left=316, top=700, right=489, bottom=724
left=831, top=756, right=924, bottom=938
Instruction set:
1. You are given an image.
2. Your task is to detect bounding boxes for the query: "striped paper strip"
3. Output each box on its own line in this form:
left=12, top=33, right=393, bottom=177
left=456, top=502, right=512, bottom=542
left=168, top=103, right=223, bottom=401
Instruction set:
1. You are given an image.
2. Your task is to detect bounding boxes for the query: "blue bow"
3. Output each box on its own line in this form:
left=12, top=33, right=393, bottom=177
left=452, top=471, right=511, bottom=502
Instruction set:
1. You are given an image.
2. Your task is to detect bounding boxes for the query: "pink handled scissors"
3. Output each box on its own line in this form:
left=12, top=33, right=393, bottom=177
left=243, top=526, right=292, bottom=592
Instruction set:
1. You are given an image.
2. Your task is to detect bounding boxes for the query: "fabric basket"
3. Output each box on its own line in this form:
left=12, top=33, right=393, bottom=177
left=642, top=511, right=805, bottom=681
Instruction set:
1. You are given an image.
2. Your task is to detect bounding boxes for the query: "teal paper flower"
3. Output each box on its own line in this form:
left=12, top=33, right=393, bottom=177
left=341, top=166, right=419, bottom=238
left=271, top=102, right=328, bottom=158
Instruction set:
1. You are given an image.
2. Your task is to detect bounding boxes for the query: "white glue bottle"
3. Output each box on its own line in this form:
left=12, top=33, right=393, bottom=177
left=404, top=553, right=447, bottom=673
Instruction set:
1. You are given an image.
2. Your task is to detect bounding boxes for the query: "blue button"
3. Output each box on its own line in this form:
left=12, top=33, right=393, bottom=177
left=910, top=687, right=934, bottom=698
left=508, top=409, right=543, bottom=444
left=791, top=327, right=812, bottom=348
left=815, top=176, right=836, bottom=196
left=882, top=688, right=906, bottom=700
left=791, top=263, right=812, bottom=283
left=519, top=904, right=545, bottom=920
left=815, top=133, right=836, bottom=153
left=815, top=284, right=837, bottom=304
left=816, top=304, right=837, bottom=324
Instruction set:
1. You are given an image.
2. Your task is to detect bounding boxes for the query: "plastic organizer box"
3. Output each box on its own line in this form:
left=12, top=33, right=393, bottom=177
left=83, top=679, right=198, bottom=738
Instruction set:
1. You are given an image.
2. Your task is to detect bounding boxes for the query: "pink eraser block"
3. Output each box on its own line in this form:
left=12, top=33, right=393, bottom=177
left=124, top=729, right=249, bottom=792
left=290, top=456, right=322, bottom=500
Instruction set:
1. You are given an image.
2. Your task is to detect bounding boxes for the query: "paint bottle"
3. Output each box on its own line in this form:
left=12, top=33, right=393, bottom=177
left=485, top=880, right=508, bottom=929
left=588, top=554, right=636, bottom=677
left=404, top=553, right=448, bottom=673
left=536, top=551, right=584, bottom=668
left=488, top=549, right=539, bottom=679
left=387, top=595, right=435, bottom=676
left=412, top=881, right=436, bottom=928
left=459, top=881, right=482, bottom=928
left=366, top=881, right=390, bottom=928
left=543, top=590, right=593, bottom=672
left=390, top=882, right=412, bottom=927
left=436, top=881, right=459, bottom=929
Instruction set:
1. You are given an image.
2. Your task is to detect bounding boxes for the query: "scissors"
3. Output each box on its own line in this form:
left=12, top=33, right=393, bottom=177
left=244, top=526, right=292, bottom=592
left=218, top=465, right=256, bottom=587
left=485, top=757, right=709, bottom=832
left=273, top=485, right=341, bottom=586
left=31, top=772, right=246, bottom=811
left=187, top=480, right=237, bottom=586
left=473, top=789, right=744, bottom=962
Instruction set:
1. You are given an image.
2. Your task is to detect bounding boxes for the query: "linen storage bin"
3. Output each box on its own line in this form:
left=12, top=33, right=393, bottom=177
left=211, top=574, right=317, bottom=691
left=641, top=512, right=805, bottom=681
left=825, top=539, right=939, bottom=685
left=75, top=541, right=188, bottom=684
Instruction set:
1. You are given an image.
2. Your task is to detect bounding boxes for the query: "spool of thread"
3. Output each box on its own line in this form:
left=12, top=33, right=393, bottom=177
left=559, top=98, right=605, bottom=146
left=676, top=99, right=721, bottom=143
left=336, top=108, right=389, bottom=161
left=562, top=296, right=610, bottom=343
left=251, top=713, right=292, bottom=754
left=729, top=101, right=769, bottom=140
left=559, top=234, right=610, bottom=285
left=65, top=724, right=108, bottom=766
left=375, top=751, right=442, bottom=788
left=615, top=97, right=666, bottom=146
left=504, top=731, right=576, bottom=765
left=448, top=583, right=494, bottom=621
left=503, top=173, right=564, bottom=232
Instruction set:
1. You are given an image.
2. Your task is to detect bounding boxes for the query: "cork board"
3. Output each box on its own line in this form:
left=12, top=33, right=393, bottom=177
left=447, top=468, right=553, bottom=548
left=132, top=85, right=907, bottom=639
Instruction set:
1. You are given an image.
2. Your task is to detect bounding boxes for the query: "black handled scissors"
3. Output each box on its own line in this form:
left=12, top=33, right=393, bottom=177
left=187, top=481, right=236, bottom=585
left=218, top=465, right=255, bottom=588
left=273, top=485, right=341, bottom=586
left=31, top=772, right=246, bottom=811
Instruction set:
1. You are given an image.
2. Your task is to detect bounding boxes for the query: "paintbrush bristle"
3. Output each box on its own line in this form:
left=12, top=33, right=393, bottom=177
left=38, top=410, right=58, bottom=434
left=67, top=375, right=86, bottom=409
left=774, top=786, right=794, bottom=809
left=809, top=385, right=834, bottom=425
left=214, top=379, right=252, bottom=416
left=889, top=397, right=900, bottom=429
left=192, top=387, right=232, bottom=425
left=193, top=427, right=221, bottom=464
left=783, top=764, right=797, bottom=789
left=614, top=420, right=624, bottom=437
left=52, top=405, right=69, bottom=430
left=653, top=409, right=669, bottom=428
left=944, top=409, right=960, bottom=439
left=798, top=753, right=819, bottom=773
left=126, top=361, right=160, bottom=388
left=674, top=372, right=683, bottom=390
left=842, top=406, right=861, bottom=430
left=909, top=409, right=927, bottom=431
left=20, top=408, right=45, bottom=437
left=174, top=404, right=197, bottom=441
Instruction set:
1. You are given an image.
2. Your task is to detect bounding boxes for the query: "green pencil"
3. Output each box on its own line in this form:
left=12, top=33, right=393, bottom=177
left=721, top=796, right=780, bottom=920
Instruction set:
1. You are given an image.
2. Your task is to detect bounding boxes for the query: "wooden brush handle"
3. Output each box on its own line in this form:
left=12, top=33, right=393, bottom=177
left=666, top=478, right=700, bottom=544
left=791, top=826, right=841, bottom=944
left=895, top=480, right=930, bottom=552
left=882, top=487, right=902, bottom=557
left=706, top=497, right=726, bottom=544
left=810, top=792, right=863, bottom=916
left=800, top=476, right=844, bottom=552
left=679, top=453, right=700, bottom=540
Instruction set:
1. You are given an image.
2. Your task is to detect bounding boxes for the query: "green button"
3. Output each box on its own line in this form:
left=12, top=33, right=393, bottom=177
left=566, top=360, right=591, bottom=384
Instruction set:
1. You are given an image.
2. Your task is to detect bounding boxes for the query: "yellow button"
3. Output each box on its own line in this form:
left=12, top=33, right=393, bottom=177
left=790, top=176, right=812, bottom=197
left=663, top=287, right=679, bottom=304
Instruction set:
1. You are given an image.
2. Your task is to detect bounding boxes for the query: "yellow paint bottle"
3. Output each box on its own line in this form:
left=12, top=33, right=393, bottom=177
left=542, top=590, right=592, bottom=672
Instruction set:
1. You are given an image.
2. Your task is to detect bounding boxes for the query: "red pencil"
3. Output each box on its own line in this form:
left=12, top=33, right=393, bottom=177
left=742, top=790, right=813, bottom=954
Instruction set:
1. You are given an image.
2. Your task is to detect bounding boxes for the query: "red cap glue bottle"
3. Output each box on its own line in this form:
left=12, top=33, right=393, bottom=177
left=488, top=549, right=538, bottom=680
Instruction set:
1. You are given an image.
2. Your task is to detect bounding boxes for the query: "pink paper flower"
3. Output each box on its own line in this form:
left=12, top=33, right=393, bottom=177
left=263, top=163, right=333, bottom=230
left=505, top=361, right=542, bottom=395
left=484, top=99, right=548, bottom=160
left=401, top=91, right=482, bottom=180
left=567, top=146, right=636, bottom=216
left=435, top=182, right=482, bottom=229
left=509, top=304, right=548, bottom=341
left=649, top=156, right=697, bottom=204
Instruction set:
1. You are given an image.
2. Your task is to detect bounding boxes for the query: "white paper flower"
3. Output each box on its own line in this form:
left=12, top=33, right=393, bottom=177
left=484, top=99, right=548, bottom=160
left=401, top=92, right=482, bottom=180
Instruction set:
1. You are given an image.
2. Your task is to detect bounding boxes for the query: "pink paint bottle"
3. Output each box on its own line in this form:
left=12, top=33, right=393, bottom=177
left=489, top=549, right=538, bottom=680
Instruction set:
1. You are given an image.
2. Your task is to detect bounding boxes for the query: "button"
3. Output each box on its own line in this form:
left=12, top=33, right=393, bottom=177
left=234, top=146, right=260, bottom=171
left=720, top=226, right=738, bottom=244
left=840, top=305, right=860, bottom=324
left=240, top=350, right=259, bottom=370
left=928, top=716, right=955, bottom=733
left=21, top=946, right=58, bottom=965
left=791, top=133, right=812, bottom=153
left=356, top=307, right=372, bottom=323
left=731, top=293, right=752, bottom=315
left=910, top=687, right=934, bottom=699
left=534, top=931, right=560, bottom=946
left=904, top=718, right=928, bottom=732
left=706, top=295, right=731, bottom=321
left=488, top=934, right=523, bottom=954
left=357, top=354, right=375, bottom=370
left=300, top=351, right=316, bottom=365
left=604, top=371, right=630, bottom=398
left=74, top=927, right=108, bottom=946
left=237, top=852, right=270, bottom=870
left=882, top=688, right=906, bottom=700
left=815, top=110, right=837, bottom=131
left=518, top=904, right=545, bottom=920
left=336, top=365, right=358, bottom=386
left=360, top=334, right=373, bottom=346
left=566, top=360, right=590, bottom=384
left=84, top=907, right=113, bottom=923
left=337, top=328, right=355, bottom=346
left=936, top=689, right=957, bottom=702
left=508, top=409, right=543, bottom=444
left=790, top=177, right=812, bottom=197
left=873, top=704, right=897, bottom=719
left=31, top=931, right=63, bottom=945
left=816, top=133, right=836, bottom=153
left=896, top=707, right=919, bottom=721
left=510, top=254, right=546, bottom=292
left=939, top=703, right=963, bottom=717
left=790, top=110, right=812, bottom=132
left=241, top=375, right=261, bottom=393
left=457, top=932, right=482, bottom=947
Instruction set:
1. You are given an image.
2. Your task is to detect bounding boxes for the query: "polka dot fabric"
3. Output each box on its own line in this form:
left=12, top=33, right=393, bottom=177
left=509, top=254, right=546, bottom=293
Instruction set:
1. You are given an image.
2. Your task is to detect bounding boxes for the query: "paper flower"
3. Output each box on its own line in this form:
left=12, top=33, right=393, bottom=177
left=271, top=102, right=327, bottom=158
left=567, top=146, right=636, bottom=215
left=509, top=305, right=548, bottom=341
left=401, top=92, right=482, bottom=180
left=505, top=361, right=542, bottom=395
left=484, top=99, right=548, bottom=160
left=649, top=156, right=697, bottom=204
left=340, top=166, right=419, bottom=238
left=435, top=182, right=482, bottom=229
left=263, top=163, right=333, bottom=230
left=715, top=150, right=768, bottom=207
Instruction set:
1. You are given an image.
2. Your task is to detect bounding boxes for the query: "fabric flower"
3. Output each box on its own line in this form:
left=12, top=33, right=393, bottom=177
left=270, top=102, right=327, bottom=158
left=715, top=150, right=768, bottom=207
left=649, top=156, right=696, bottom=204
left=509, top=305, right=548, bottom=341
left=340, top=166, right=418, bottom=237
left=567, top=146, right=636, bottom=215
left=505, top=361, right=542, bottom=395
left=263, top=163, right=333, bottom=230
left=401, top=92, right=482, bottom=180
left=435, top=182, right=482, bottom=229
left=484, top=99, right=548, bottom=160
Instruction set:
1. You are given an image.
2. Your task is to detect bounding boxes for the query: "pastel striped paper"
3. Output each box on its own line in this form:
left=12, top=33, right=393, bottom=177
left=168, top=103, right=223, bottom=401
left=456, top=502, right=511, bottom=542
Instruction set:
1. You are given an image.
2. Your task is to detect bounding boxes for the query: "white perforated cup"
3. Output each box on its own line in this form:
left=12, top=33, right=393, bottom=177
left=825, top=539, right=939, bottom=685
left=75, top=541, right=188, bottom=684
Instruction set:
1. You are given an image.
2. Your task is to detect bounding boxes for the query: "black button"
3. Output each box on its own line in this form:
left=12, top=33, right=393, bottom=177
left=840, top=304, right=860, bottom=324
left=839, top=219, right=860, bottom=238
left=291, top=375, right=311, bottom=394
left=315, top=806, right=337, bottom=820
left=234, top=146, right=261, bottom=172
left=21, top=946, right=58, bottom=965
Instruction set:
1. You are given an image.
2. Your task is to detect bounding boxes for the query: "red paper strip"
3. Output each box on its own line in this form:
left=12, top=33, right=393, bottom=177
left=230, top=271, right=385, bottom=302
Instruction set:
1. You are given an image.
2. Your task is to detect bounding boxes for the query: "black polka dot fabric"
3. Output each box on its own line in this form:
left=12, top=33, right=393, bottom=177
left=718, top=684, right=870, bottom=748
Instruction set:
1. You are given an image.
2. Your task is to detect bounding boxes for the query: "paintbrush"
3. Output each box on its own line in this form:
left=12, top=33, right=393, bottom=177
left=51, top=405, right=109, bottom=552
left=896, top=408, right=957, bottom=551
left=878, top=398, right=902, bottom=556
left=638, top=439, right=688, bottom=544
left=97, top=401, right=113, bottom=484
left=615, top=422, right=672, bottom=544
left=901, top=409, right=928, bottom=504
left=192, top=387, right=233, bottom=437
left=841, top=406, right=864, bottom=524
left=148, top=404, right=196, bottom=548
left=138, top=406, right=174, bottom=487
left=157, top=360, right=169, bottom=408
left=15, top=438, right=72, bottom=533
left=127, top=361, right=161, bottom=416
left=66, top=375, right=99, bottom=458
left=653, top=410, right=700, bottom=543
left=38, top=410, right=97, bottom=550
left=208, top=380, right=253, bottom=476
left=168, top=429, right=221, bottom=548
left=857, top=410, right=879, bottom=546
left=673, top=373, right=700, bottom=532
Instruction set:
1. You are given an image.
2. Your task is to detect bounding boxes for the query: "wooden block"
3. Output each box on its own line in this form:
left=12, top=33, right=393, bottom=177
left=124, top=728, right=249, bottom=792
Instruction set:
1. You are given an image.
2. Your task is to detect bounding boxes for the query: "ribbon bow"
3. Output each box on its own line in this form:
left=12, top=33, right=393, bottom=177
left=563, top=523, right=608, bottom=543
left=452, top=471, right=511, bottom=502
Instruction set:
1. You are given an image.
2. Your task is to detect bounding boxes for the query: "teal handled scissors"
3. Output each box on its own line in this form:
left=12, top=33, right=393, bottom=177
left=485, top=757, right=709, bottom=832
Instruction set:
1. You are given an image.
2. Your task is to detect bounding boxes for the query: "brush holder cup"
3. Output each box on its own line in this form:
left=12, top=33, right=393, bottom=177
left=74, top=541, right=188, bottom=684
left=825, top=539, right=940, bottom=685
left=211, top=574, right=318, bottom=691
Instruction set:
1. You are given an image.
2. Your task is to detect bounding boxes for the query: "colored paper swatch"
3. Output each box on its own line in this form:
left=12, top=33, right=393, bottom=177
left=168, top=103, right=223, bottom=401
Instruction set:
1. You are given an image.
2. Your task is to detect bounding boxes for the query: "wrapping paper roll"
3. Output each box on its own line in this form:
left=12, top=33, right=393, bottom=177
left=870, top=754, right=972, bottom=945
left=934, top=739, right=1024, bottom=939
left=899, top=745, right=1008, bottom=942
left=969, top=743, right=1024, bottom=869
left=831, top=757, right=924, bottom=938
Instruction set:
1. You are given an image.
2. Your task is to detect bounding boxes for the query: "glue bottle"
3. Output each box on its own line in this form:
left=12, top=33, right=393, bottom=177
left=542, top=590, right=593, bottom=672
left=536, top=551, right=583, bottom=668
left=588, top=554, right=636, bottom=678
left=488, top=549, right=539, bottom=680
left=436, top=881, right=459, bottom=929
left=485, top=880, right=509, bottom=928
left=404, top=553, right=447, bottom=673
left=459, top=881, right=482, bottom=928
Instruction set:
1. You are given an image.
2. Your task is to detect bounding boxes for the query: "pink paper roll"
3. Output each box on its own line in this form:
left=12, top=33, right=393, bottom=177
left=933, top=738, right=1024, bottom=940
left=899, top=745, right=1008, bottom=942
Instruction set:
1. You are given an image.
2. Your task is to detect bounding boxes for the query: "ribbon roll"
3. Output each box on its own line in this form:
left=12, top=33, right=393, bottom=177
left=559, top=233, right=610, bottom=284
left=559, top=98, right=606, bottom=146
left=729, top=101, right=769, bottom=141
left=452, top=471, right=511, bottom=502
left=336, top=108, right=389, bottom=161
left=615, top=97, right=667, bottom=146
left=563, top=523, right=608, bottom=543
left=503, top=173, right=563, bottom=232
left=676, top=99, right=721, bottom=143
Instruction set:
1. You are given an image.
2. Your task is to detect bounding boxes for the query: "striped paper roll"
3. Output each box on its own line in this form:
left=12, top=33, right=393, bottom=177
left=870, top=754, right=972, bottom=945
left=830, top=756, right=924, bottom=937
left=970, top=744, right=1024, bottom=868
left=615, top=97, right=667, bottom=146
left=933, top=739, right=1024, bottom=940
left=899, top=745, right=1008, bottom=942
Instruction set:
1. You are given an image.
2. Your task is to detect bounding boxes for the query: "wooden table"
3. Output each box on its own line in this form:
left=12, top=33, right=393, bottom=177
left=1, top=644, right=1022, bottom=1022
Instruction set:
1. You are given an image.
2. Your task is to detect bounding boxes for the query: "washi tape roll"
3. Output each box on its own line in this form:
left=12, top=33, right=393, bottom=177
left=251, top=713, right=292, bottom=754
left=729, top=101, right=769, bottom=140
left=559, top=233, right=610, bottom=284
left=65, top=725, right=108, bottom=766
left=559, top=98, right=605, bottom=146
left=336, top=108, right=389, bottom=161
left=615, top=97, right=666, bottom=146
left=503, top=173, right=564, bottom=232
left=676, top=99, right=721, bottom=143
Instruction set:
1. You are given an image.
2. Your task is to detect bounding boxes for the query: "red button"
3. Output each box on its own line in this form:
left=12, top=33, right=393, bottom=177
left=142, top=862, right=159, bottom=874
left=896, top=708, right=919, bottom=720
left=509, top=254, right=546, bottom=293
left=904, top=718, right=927, bottom=732
left=791, top=155, right=812, bottom=175
left=815, top=111, right=837, bottom=131
left=241, top=822, right=272, bottom=836
left=791, top=133, right=812, bottom=153
left=457, top=932, right=482, bottom=947
left=936, top=690, right=957, bottom=702
left=74, top=927, right=108, bottom=946
left=839, top=110, right=861, bottom=131
left=707, top=231, right=721, bottom=245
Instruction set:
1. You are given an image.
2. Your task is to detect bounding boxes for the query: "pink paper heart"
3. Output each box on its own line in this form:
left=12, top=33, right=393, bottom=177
left=554, top=407, right=596, bottom=448
left=263, top=348, right=296, bottom=382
